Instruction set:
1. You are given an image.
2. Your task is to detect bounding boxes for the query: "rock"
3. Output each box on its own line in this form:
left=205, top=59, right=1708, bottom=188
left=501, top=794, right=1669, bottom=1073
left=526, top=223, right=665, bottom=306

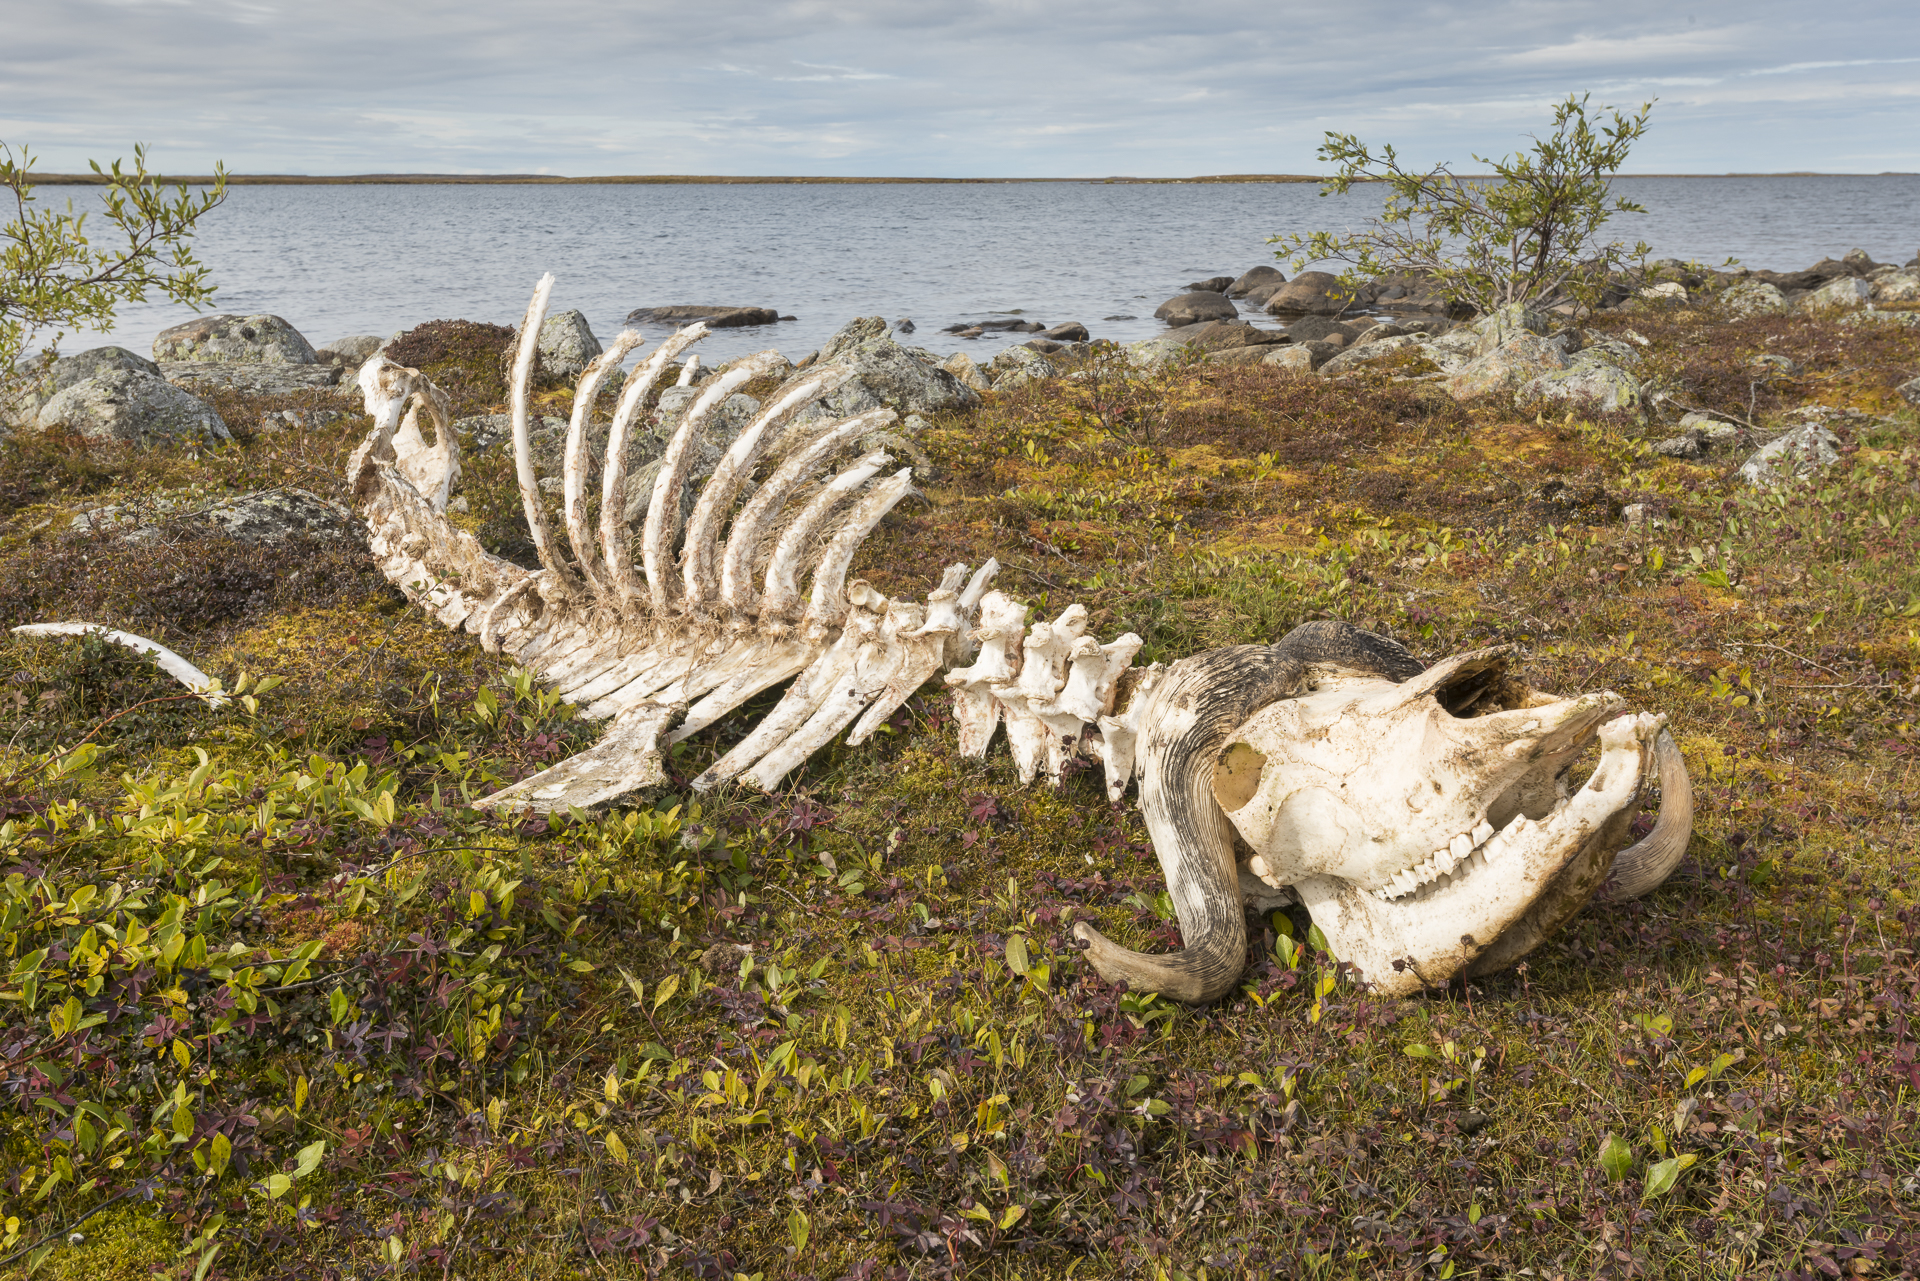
left=1839, top=308, right=1920, bottom=331
left=1241, top=281, right=1291, bottom=306
left=1262, top=271, right=1356, bottom=315
left=1102, top=314, right=1137, bottom=322
left=1526, top=351, right=1643, bottom=414
left=1022, top=339, right=1065, bottom=355
left=153, top=314, right=317, bottom=364
left=1207, top=345, right=1280, bottom=367
left=456, top=412, right=567, bottom=453
left=1638, top=281, right=1687, bottom=301
left=624, top=305, right=781, bottom=328
left=1186, top=276, right=1234, bottom=293
left=1873, top=271, right=1920, bottom=303
left=1748, top=353, right=1800, bottom=376
left=1446, top=331, right=1570, bottom=400
left=315, top=334, right=384, bottom=378
left=1038, top=322, right=1090, bottom=342
left=987, top=346, right=1057, bottom=389
left=1651, top=421, right=1742, bottom=460
left=160, top=362, right=343, bottom=396
left=1738, top=424, right=1841, bottom=485
left=1125, top=336, right=1201, bottom=371
left=1282, top=316, right=1372, bottom=345
left=810, top=317, right=980, bottom=418
left=1154, top=291, right=1239, bottom=327
left=1167, top=321, right=1288, bottom=352
left=202, top=488, right=360, bottom=544
left=35, top=369, right=230, bottom=447
left=256, top=408, right=346, bottom=435
left=1227, top=266, right=1286, bottom=298
left=941, top=353, right=992, bottom=392
left=1352, top=321, right=1409, bottom=347
left=1261, top=345, right=1318, bottom=374
left=1898, top=375, right=1920, bottom=407
left=1717, top=279, right=1788, bottom=317
left=6, top=346, right=163, bottom=427
left=1317, top=335, right=1431, bottom=376
left=535, top=309, right=604, bottom=381
left=1470, top=304, right=1553, bottom=356
left=1799, top=277, right=1873, bottom=311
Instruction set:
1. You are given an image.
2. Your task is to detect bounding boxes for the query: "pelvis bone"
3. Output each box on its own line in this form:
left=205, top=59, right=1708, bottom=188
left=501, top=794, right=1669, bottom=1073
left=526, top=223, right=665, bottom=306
left=331, top=275, right=1691, bottom=1000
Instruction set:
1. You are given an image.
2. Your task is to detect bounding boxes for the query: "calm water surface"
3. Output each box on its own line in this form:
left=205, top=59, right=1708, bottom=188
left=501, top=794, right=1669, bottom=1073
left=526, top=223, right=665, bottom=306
left=78, top=176, right=1920, bottom=366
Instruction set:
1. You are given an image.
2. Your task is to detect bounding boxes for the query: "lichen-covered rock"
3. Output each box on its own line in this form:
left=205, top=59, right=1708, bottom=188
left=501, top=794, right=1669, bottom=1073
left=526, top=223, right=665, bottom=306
left=5, top=346, right=162, bottom=428
left=538, top=309, right=604, bottom=380
left=1718, top=278, right=1787, bottom=316
left=1738, top=424, right=1841, bottom=485
left=811, top=318, right=980, bottom=418
left=160, top=362, right=342, bottom=395
left=35, top=369, right=230, bottom=447
left=1798, top=276, right=1873, bottom=311
left=203, top=489, right=360, bottom=544
left=315, top=334, right=385, bottom=379
left=1261, top=345, right=1316, bottom=374
left=940, top=352, right=991, bottom=393
left=1899, top=375, right=1920, bottom=407
left=1470, top=304, right=1553, bottom=356
left=1446, top=332, right=1569, bottom=400
left=1126, top=335, right=1198, bottom=371
left=988, top=346, right=1058, bottom=389
left=1651, top=420, right=1743, bottom=460
left=1873, top=270, right=1920, bottom=303
left=1318, top=335, right=1427, bottom=375
left=1262, top=271, right=1352, bottom=315
left=455, top=412, right=567, bottom=452
left=1838, top=308, right=1920, bottom=331
left=1526, top=352, right=1643, bottom=413
left=153, top=314, right=318, bottom=364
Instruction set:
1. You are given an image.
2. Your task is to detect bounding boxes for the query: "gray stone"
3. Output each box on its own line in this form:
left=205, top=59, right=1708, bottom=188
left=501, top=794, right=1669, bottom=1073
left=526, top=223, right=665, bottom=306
left=1352, top=321, right=1409, bottom=347
left=1526, top=351, right=1643, bottom=413
left=1838, top=308, right=1920, bottom=331
left=1446, top=331, right=1570, bottom=400
left=940, top=352, right=992, bottom=393
left=1125, top=335, right=1202, bottom=371
left=1718, top=279, right=1787, bottom=317
left=810, top=317, right=980, bottom=418
left=1038, top=321, right=1090, bottom=342
left=1168, top=320, right=1288, bottom=352
left=1227, top=265, right=1285, bottom=298
left=1470, top=304, right=1553, bottom=356
left=624, top=305, right=781, bottom=328
left=1261, top=345, right=1317, bottom=374
left=1262, top=271, right=1355, bottom=315
left=256, top=408, right=347, bottom=435
left=1738, top=424, right=1841, bottom=485
left=1186, top=276, right=1234, bottom=293
left=35, top=369, right=230, bottom=447
left=153, top=314, right=317, bottom=364
left=1748, top=352, right=1801, bottom=376
left=987, top=346, right=1057, bottom=389
left=1651, top=422, right=1742, bottom=460
left=1153, top=291, right=1239, bottom=327
left=1283, top=316, right=1363, bottom=344
left=457, top=412, right=567, bottom=452
left=1873, top=270, right=1920, bottom=303
left=1798, top=276, right=1873, bottom=311
left=5, top=347, right=163, bottom=427
left=1317, top=335, right=1430, bottom=376
left=538, top=309, right=604, bottom=380
left=160, top=362, right=342, bottom=396
left=1898, top=375, right=1920, bottom=407
left=315, top=334, right=384, bottom=379
left=203, top=488, right=360, bottom=544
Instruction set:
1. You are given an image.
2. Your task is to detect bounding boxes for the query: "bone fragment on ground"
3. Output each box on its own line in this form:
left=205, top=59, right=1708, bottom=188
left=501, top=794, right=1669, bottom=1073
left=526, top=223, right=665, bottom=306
left=11, top=624, right=229, bottom=707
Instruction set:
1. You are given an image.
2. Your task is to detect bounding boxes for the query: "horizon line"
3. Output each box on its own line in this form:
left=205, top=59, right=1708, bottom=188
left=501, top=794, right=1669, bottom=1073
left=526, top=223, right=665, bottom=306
left=22, top=170, right=1920, bottom=186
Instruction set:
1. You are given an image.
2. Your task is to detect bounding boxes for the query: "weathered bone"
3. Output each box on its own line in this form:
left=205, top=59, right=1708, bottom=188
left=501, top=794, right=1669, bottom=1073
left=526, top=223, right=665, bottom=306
left=11, top=624, right=230, bottom=707
left=321, top=276, right=1694, bottom=1002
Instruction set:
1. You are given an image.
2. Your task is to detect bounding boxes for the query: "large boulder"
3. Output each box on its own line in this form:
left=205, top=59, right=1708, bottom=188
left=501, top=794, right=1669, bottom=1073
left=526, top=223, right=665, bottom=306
left=1038, top=321, right=1090, bottom=342
left=1186, top=276, right=1234, bottom=293
left=1227, top=265, right=1286, bottom=298
left=6, top=346, right=162, bottom=427
left=810, top=318, right=980, bottom=418
left=1469, top=303, right=1553, bottom=356
left=1317, top=334, right=1432, bottom=376
left=153, top=314, right=317, bottom=364
left=940, top=352, right=992, bottom=393
left=1738, top=424, right=1841, bottom=485
left=315, top=334, right=385, bottom=379
left=1446, top=331, right=1570, bottom=400
left=1166, top=320, right=1288, bottom=352
left=1261, top=345, right=1318, bottom=374
left=1798, top=277, right=1873, bottom=311
left=1284, top=316, right=1367, bottom=345
left=1526, top=352, right=1643, bottom=413
left=35, top=369, right=229, bottom=447
left=202, top=489, right=360, bottom=544
left=1153, top=291, right=1238, bottom=327
left=988, top=346, right=1057, bottom=389
left=1717, top=279, right=1787, bottom=317
left=1873, top=270, right=1920, bottom=303
left=538, top=309, right=604, bottom=380
left=1262, top=271, right=1354, bottom=315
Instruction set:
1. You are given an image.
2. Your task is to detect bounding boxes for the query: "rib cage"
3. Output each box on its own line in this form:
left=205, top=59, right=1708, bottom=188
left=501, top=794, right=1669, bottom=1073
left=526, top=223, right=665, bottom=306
left=346, top=275, right=1154, bottom=811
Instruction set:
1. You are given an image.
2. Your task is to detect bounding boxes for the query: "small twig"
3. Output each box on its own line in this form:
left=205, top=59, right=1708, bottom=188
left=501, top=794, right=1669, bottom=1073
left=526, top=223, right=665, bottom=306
left=1744, top=641, right=1846, bottom=678
left=0, top=691, right=209, bottom=792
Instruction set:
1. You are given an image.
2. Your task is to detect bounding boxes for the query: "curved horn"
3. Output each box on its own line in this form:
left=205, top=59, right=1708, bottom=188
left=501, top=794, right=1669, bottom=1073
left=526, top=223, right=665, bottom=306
left=1596, top=728, right=1693, bottom=902
left=1271, top=618, right=1426, bottom=682
left=1071, top=645, right=1305, bottom=1003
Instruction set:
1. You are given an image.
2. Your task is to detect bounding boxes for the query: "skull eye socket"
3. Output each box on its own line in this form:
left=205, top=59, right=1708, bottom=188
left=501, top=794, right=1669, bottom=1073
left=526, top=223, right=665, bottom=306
left=1434, top=665, right=1506, bottom=717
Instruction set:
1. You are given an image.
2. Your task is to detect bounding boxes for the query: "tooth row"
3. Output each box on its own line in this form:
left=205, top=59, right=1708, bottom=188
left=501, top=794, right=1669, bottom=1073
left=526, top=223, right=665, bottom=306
left=1375, top=818, right=1507, bottom=901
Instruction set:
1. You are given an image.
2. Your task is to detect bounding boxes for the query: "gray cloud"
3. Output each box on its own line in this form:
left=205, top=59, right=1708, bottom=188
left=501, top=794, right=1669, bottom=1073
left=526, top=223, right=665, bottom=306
left=2, top=0, right=1914, bottom=174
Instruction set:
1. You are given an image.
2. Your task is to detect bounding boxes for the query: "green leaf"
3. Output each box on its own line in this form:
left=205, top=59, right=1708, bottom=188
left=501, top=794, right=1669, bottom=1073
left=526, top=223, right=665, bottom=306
left=1004, top=935, right=1031, bottom=977
left=1643, top=1153, right=1698, bottom=1199
left=208, top=1130, right=232, bottom=1178
left=1403, top=1044, right=1436, bottom=1059
left=1598, top=1133, right=1633, bottom=1183
left=652, top=973, right=680, bottom=1013
left=293, top=1140, right=326, bottom=1178
left=1306, top=924, right=1330, bottom=955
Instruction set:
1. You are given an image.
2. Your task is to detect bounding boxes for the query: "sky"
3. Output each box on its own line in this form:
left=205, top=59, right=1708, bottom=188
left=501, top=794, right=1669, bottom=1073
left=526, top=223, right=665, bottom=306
left=2, top=0, right=1916, bottom=177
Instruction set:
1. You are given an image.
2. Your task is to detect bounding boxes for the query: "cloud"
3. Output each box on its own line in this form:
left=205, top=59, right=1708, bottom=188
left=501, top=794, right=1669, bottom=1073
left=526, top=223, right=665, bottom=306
left=1, top=0, right=1914, bottom=174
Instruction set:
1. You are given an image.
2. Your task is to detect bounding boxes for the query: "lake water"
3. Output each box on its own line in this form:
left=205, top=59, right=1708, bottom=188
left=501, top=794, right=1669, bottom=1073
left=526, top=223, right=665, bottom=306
left=69, top=175, right=1920, bottom=366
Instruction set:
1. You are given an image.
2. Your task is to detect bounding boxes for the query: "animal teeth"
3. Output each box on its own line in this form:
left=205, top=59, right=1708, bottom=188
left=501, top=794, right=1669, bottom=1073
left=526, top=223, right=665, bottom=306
left=1471, top=820, right=1495, bottom=847
left=1450, top=832, right=1473, bottom=860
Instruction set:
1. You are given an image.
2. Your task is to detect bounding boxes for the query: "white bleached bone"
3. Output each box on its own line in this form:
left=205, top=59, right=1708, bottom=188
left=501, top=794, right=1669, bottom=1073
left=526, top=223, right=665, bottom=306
left=11, top=624, right=230, bottom=707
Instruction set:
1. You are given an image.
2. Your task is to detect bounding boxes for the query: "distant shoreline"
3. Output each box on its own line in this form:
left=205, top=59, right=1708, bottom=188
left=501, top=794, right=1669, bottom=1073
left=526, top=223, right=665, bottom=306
left=25, top=171, right=1919, bottom=186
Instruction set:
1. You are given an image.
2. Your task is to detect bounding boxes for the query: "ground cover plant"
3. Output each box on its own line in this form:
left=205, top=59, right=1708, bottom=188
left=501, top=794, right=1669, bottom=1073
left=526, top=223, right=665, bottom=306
left=2, top=294, right=1919, bottom=1279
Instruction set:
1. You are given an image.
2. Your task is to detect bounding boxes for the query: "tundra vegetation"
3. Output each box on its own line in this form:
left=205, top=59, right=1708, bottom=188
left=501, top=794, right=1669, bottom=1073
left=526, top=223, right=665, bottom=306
left=2, top=288, right=1919, bottom=1280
